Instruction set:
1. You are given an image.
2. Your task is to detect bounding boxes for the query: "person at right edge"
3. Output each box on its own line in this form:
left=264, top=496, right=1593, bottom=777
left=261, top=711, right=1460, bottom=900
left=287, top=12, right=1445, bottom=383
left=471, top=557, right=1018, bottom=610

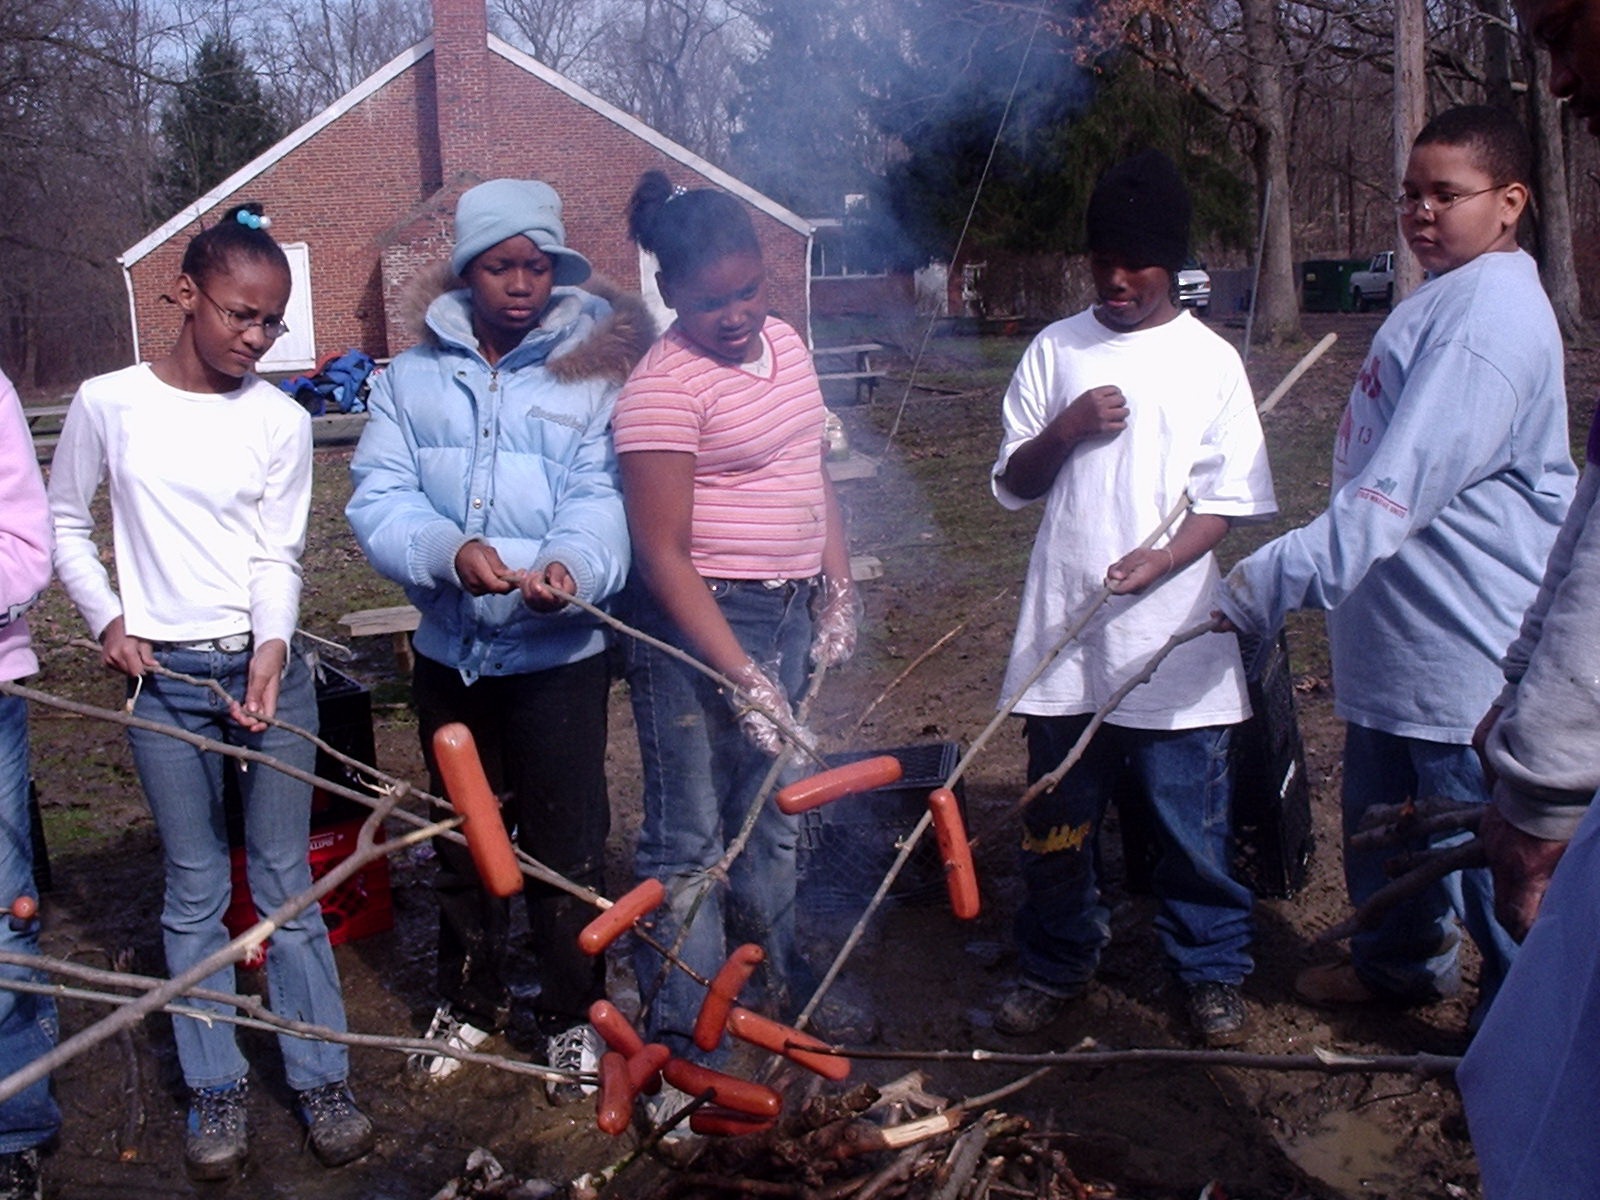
left=991, top=150, right=1278, bottom=1048
left=1456, top=2, right=1600, bottom=1193
left=1216, top=105, right=1575, bottom=1026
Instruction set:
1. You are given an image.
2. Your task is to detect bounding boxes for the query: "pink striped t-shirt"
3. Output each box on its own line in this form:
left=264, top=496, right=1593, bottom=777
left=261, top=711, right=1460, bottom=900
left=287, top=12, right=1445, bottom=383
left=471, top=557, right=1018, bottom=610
left=612, top=317, right=827, bottom=578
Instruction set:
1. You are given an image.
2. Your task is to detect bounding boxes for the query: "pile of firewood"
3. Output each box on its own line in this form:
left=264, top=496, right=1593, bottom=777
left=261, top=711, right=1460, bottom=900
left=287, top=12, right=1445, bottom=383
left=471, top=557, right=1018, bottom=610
left=614, top=1072, right=1124, bottom=1200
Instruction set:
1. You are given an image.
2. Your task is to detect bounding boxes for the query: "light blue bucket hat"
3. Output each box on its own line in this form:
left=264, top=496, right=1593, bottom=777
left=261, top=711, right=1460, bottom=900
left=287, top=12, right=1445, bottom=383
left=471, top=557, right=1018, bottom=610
left=451, top=178, right=592, bottom=285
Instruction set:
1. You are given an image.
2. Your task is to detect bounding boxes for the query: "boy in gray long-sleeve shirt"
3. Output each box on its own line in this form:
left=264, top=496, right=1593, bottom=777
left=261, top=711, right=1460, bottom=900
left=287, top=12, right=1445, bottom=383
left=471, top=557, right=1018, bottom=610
left=1473, top=407, right=1600, bottom=930
left=1216, top=105, right=1575, bottom=1018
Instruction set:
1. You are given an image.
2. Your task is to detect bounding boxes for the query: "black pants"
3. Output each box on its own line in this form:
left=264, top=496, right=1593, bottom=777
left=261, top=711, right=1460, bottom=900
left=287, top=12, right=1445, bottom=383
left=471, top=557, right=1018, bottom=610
left=414, top=652, right=610, bottom=1031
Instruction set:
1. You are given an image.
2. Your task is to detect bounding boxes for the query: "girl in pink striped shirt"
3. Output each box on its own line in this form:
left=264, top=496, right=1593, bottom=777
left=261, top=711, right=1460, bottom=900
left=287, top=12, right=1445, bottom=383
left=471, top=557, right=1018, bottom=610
left=612, top=170, right=856, bottom=1062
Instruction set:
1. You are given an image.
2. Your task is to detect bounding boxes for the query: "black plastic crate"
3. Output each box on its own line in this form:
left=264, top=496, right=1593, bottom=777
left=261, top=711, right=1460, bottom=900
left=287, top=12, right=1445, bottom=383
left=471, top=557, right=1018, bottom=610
left=225, top=662, right=378, bottom=843
left=796, top=742, right=963, bottom=916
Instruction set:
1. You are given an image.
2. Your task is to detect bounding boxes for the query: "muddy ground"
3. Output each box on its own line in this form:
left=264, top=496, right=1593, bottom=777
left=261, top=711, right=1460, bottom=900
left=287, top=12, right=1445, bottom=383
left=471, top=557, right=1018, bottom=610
left=19, top=310, right=1599, bottom=1198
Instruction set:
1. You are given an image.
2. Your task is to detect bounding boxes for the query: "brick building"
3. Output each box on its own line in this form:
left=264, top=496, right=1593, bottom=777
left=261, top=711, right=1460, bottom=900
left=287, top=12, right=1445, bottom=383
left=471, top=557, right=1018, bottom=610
left=118, top=0, right=814, bottom=373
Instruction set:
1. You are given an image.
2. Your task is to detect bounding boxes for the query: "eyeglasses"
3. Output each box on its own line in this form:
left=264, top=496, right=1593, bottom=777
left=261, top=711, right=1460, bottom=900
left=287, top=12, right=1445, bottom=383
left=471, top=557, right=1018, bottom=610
left=195, top=283, right=290, bottom=340
left=1394, top=184, right=1507, bottom=216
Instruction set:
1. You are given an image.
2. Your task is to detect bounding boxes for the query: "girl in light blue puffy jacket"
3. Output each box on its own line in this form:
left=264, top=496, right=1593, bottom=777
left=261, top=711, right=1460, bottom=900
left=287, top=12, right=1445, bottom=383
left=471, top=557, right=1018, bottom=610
left=346, top=179, right=651, bottom=1102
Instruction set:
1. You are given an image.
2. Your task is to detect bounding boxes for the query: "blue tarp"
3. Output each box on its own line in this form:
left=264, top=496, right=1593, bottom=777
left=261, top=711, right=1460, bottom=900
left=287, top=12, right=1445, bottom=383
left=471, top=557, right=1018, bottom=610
left=281, top=349, right=376, bottom=416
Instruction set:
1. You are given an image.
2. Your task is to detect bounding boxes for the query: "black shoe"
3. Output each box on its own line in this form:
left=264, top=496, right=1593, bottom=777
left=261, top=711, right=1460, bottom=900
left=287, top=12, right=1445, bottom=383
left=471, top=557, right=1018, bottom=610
left=297, top=1082, right=375, bottom=1167
left=993, top=979, right=1083, bottom=1037
left=184, top=1079, right=249, bottom=1181
left=1186, top=981, right=1250, bottom=1047
left=0, top=1148, right=41, bottom=1200
left=806, top=993, right=881, bottom=1045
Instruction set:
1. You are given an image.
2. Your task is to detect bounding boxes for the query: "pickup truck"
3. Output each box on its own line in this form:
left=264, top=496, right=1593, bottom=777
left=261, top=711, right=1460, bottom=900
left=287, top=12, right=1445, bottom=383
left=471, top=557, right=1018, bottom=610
left=1350, top=250, right=1394, bottom=311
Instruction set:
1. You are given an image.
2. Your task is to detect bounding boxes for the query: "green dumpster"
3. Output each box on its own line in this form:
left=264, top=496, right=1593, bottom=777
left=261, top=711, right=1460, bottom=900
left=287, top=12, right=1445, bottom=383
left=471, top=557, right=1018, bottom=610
left=1300, top=258, right=1367, bottom=312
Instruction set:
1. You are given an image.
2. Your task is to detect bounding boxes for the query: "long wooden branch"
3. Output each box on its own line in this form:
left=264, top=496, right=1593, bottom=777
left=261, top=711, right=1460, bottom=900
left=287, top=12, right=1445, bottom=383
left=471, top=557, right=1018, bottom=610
left=0, top=678, right=597, bottom=903
left=0, top=798, right=428, bottom=1105
left=1007, top=617, right=1220, bottom=818
left=846, top=586, right=1012, bottom=737
left=797, top=512, right=1203, bottom=1031
left=808, top=1042, right=1461, bottom=1078
left=0, top=953, right=573, bottom=1085
left=1318, top=840, right=1488, bottom=945
left=943, top=490, right=1192, bottom=792
left=541, top=583, right=827, bottom=771
left=1348, top=807, right=1484, bottom=851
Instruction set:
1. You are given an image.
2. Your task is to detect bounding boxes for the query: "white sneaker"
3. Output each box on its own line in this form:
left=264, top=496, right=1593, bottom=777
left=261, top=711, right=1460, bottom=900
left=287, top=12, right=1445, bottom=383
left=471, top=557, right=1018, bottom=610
left=408, top=1003, right=491, bottom=1080
left=644, top=1083, right=698, bottom=1142
left=543, top=1022, right=602, bottom=1105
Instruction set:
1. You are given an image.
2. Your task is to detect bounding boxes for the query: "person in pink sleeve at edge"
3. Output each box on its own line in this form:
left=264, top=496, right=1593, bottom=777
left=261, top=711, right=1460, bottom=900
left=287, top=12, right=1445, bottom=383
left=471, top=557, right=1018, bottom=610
left=0, top=368, right=61, bottom=1200
left=611, top=169, right=865, bottom=1081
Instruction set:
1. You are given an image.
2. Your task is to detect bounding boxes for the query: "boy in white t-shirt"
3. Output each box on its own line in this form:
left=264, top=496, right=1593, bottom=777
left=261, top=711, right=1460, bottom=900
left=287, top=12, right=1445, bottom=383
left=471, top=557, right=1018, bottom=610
left=991, top=151, right=1277, bottom=1046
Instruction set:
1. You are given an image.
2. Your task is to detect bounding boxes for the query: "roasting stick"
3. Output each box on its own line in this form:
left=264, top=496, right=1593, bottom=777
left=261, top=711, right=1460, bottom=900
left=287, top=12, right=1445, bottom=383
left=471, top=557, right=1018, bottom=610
left=529, top=581, right=840, bottom=1025
left=795, top=493, right=1195, bottom=1033
left=3, top=677, right=712, bottom=1000
left=944, top=489, right=1191, bottom=792
left=515, top=578, right=827, bottom=772
left=636, top=666, right=832, bottom=1027
left=0, top=677, right=590, bottom=899
left=804, top=1041, right=1461, bottom=1078
left=0, top=794, right=430, bottom=1106
left=0, top=952, right=576, bottom=1085
left=1000, top=617, right=1221, bottom=821
left=1256, top=331, right=1338, bottom=417
left=846, top=586, right=1012, bottom=737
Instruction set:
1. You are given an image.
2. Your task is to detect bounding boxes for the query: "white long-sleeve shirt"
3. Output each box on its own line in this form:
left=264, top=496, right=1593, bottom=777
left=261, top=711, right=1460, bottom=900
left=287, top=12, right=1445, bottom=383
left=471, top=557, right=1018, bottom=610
left=49, top=363, right=311, bottom=649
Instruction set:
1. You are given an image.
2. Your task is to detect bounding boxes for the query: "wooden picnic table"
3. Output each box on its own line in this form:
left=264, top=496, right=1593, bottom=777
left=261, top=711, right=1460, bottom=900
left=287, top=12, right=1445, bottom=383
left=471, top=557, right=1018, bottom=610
left=813, top=342, right=885, bottom=406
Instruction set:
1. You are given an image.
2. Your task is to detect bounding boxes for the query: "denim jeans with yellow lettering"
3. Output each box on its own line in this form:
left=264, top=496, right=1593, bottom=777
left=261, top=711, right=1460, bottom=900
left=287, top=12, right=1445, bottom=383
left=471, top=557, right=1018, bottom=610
left=1015, top=715, right=1252, bottom=993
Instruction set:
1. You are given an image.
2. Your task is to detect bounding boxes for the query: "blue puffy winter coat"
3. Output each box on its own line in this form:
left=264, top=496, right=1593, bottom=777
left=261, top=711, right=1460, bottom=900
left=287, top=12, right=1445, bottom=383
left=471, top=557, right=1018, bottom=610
left=346, top=281, right=653, bottom=681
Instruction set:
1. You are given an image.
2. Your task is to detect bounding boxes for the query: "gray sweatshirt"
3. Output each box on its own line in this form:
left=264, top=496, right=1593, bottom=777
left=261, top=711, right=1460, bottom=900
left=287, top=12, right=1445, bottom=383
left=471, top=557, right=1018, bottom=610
left=1218, top=249, right=1576, bottom=741
left=1485, top=404, right=1600, bottom=839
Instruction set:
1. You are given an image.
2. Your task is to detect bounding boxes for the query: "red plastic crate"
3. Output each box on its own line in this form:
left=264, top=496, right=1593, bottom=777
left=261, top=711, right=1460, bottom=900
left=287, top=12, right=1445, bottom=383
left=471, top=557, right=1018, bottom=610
left=223, top=817, right=394, bottom=961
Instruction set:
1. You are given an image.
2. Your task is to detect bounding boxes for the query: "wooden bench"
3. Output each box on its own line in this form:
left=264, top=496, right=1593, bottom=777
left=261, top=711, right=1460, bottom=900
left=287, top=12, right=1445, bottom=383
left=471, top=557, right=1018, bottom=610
left=22, top=404, right=69, bottom=431
left=814, top=342, right=884, bottom=406
left=339, top=605, right=421, bottom=675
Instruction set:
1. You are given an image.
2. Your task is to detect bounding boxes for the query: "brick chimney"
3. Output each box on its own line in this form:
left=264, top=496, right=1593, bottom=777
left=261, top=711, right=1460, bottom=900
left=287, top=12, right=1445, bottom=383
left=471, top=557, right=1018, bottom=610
left=432, top=0, right=491, bottom=180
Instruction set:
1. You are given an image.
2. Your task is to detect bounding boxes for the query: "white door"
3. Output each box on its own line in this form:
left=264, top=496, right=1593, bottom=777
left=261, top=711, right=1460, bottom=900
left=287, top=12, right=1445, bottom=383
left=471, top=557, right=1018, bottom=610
left=259, top=242, right=317, bottom=373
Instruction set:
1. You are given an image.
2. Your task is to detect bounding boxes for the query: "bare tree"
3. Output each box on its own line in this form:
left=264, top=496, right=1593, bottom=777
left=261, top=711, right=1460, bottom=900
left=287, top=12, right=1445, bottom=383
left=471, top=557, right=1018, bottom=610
left=0, top=0, right=181, bottom=386
left=490, top=0, right=609, bottom=75
left=252, top=0, right=429, bottom=123
left=596, top=0, right=743, bottom=160
left=1527, top=37, right=1585, bottom=338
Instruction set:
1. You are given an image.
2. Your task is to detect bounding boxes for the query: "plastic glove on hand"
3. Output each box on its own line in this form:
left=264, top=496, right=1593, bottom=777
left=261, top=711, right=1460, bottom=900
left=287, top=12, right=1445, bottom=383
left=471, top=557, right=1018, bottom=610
left=725, top=661, right=814, bottom=757
left=810, top=576, right=859, bottom=668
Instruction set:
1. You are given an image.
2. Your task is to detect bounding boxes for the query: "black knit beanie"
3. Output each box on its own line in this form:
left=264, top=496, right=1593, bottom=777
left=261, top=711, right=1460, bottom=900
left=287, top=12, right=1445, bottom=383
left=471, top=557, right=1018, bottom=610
left=1084, top=149, right=1191, bottom=274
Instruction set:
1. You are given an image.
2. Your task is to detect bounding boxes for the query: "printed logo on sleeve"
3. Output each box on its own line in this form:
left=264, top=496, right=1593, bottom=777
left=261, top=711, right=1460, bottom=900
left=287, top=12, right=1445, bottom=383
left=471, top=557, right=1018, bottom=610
left=1355, top=476, right=1408, bottom=517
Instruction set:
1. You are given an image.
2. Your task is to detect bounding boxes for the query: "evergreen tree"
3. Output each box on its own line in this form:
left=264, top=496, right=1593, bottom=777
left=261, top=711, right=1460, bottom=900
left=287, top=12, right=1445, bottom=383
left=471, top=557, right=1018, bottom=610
left=153, top=33, right=283, bottom=219
left=881, top=31, right=1250, bottom=266
left=729, top=0, right=888, bottom=218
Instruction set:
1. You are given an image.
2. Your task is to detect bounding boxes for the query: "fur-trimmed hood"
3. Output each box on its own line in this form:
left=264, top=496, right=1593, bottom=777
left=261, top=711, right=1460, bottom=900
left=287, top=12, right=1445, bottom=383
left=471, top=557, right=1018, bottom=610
left=401, top=262, right=654, bottom=385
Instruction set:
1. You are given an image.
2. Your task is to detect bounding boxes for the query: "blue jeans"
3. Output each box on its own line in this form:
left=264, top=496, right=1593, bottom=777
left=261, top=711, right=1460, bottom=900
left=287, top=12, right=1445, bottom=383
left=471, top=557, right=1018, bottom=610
left=1341, top=724, right=1516, bottom=1006
left=126, top=648, right=349, bottom=1092
left=623, top=577, right=814, bottom=1055
left=1016, top=716, right=1253, bottom=990
left=0, top=694, right=59, bottom=1152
